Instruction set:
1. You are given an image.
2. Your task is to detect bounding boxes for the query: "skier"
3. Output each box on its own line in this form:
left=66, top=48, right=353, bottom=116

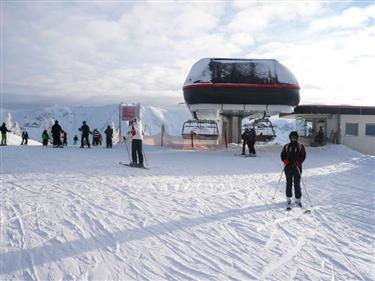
left=248, top=127, right=256, bottom=156
left=315, top=126, right=325, bottom=146
left=98, top=132, right=102, bottom=146
left=21, top=131, right=29, bottom=145
left=42, top=130, right=50, bottom=146
left=241, top=128, right=251, bottom=155
left=73, top=135, right=79, bottom=145
left=127, top=118, right=144, bottom=167
left=79, top=121, right=91, bottom=148
left=51, top=120, right=64, bottom=148
left=104, top=125, right=113, bottom=148
left=0, top=122, right=11, bottom=146
left=62, top=131, right=68, bottom=146
left=281, top=131, right=306, bottom=209
left=92, top=129, right=99, bottom=146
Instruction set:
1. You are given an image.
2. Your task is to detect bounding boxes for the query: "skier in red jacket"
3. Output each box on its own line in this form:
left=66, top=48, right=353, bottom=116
left=281, top=131, right=306, bottom=209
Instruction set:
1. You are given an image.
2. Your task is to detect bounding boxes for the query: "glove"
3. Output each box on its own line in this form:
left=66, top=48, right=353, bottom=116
left=283, top=160, right=289, bottom=166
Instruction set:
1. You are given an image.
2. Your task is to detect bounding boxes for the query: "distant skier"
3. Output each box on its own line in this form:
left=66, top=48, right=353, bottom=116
left=0, top=122, right=11, bottom=146
left=315, top=126, right=325, bottom=146
left=248, top=127, right=256, bottom=156
left=241, top=128, right=256, bottom=156
left=42, top=130, right=50, bottom=146
left=92, top=129, right=100, bottom=146
left=241, top=128, right=251, bottom=155
left=21, top=131, right=29, bottom=145
left=73, top=135, right=79, bottom=145
left=98, top=132, right=102, bottom=146
left=127, top=118, right=144, bottom=167
left=51, top=120, right=64, bottom=148
left=281, top=131, right=306, bottom=209
left=62, top=131, right=68, bottom=146
left=104, top=125, right=113, bottom=148
left=79, top=121, right=91, bottom=148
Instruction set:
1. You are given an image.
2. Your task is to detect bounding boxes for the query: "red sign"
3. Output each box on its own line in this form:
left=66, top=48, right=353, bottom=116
left=121, top=106, right=137, bottom=121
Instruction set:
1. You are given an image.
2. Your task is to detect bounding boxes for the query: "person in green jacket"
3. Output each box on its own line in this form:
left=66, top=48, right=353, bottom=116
left=42, top=130, right=50, bottom=146
left=0, top=122, right=11, bottom=146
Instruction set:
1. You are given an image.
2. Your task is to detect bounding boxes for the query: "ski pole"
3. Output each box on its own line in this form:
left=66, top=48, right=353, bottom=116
left=124, top=137, right=132, bottom=163
left=272, top=167, right=285, bottom=199
left=142, top=147, right=149, bottom=167
left=296, top=166, right=313, bottom=207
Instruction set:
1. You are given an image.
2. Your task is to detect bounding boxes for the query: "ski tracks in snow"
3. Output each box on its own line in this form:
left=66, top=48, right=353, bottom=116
left=1, top=145, right=374, bottom=280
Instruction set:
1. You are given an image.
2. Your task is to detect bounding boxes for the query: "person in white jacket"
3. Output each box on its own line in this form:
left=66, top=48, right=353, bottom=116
left=128, top=118, right=144, bottom=167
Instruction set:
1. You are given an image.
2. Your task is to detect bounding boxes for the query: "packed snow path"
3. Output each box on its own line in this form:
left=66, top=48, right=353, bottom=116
left=1, top=144, right=374, bottom=280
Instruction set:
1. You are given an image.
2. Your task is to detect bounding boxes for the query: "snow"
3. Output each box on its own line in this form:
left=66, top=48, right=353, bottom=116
left=184, top=58, right=212, bottom=85
left=4, top=132, right=41, bottom=146
left=183, top=58, right=298, bottom=85
left=1, top=143, right=374, bottom=280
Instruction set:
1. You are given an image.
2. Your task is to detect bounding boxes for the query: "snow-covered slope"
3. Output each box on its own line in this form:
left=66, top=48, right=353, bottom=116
left=1, top=144, right=374, bottom=280
left=5, top=133, right=41, bottom=146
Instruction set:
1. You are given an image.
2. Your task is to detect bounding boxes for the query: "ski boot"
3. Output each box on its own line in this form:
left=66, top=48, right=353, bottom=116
left=286, top=198, right=292, bottom=211
left=295, top=198, right=303, bottom=208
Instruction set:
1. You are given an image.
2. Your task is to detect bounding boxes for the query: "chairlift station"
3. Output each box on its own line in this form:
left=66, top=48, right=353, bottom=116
left=182, top=58, right=300, bottom=143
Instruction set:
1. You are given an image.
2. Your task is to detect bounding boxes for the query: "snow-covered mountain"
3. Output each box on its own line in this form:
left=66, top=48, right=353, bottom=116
left=1, top=104, right=300, bottom=145
left=1, top=105, right=192, bottom=143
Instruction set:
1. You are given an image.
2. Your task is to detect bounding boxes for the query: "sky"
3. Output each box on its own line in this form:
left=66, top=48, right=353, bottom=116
left=1, top=1, right=375, bottom=110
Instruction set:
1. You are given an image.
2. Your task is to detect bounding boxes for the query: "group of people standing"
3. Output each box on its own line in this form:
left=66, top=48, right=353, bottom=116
left=77, top=121, right=114, bottom=149
left=39, top=120, right=114, bottom=149
left=0, top=122, right=30, bottom=146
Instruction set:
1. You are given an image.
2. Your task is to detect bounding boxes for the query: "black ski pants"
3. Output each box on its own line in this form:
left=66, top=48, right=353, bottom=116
left=285, top=166, right=302, bottom=199
left=242, top=140, right=250, bottom=154
left=53, top=134, right=62, bottom=147
left=106, top=136, right=112, bottom=148
left=81, top=134, right=90, bottom=148
left=248, top=140, right=256, bottom=154
left=132, top=139, right=143, bottom=165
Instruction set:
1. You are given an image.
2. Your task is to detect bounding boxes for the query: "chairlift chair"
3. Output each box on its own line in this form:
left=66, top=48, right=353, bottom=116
left=182, top=120, right=219, bottom=140
left=245, top=118, right=276, bottom=142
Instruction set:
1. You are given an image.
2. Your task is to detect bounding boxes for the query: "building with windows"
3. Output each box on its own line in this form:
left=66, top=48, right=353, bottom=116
left=281, top=105, right=375, bottom=155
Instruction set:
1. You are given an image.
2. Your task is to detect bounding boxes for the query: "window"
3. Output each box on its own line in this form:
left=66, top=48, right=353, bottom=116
left=365, top=123, right=375, bottom=136
left=345, top=123, right=358, bottom=136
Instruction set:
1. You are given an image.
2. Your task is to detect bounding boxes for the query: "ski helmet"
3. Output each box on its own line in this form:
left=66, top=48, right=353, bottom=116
left=289, top=131, right=299, bottom=140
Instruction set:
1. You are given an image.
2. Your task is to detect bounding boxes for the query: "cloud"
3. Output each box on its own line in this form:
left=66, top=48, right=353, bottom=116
left=245, top=4, right=375, bottom=106
left=2, top=2, right=375, bottom=110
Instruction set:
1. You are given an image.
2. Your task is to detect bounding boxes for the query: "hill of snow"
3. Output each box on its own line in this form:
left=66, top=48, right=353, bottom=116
left=4, top=133, right=41, bottom=146
left=1, top=143, right=374, bottom=280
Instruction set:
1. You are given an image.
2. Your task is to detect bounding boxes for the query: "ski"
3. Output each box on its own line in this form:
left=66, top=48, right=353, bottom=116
left=119, top=162, right=150, bottom=170
left=234, top=153, right=257, bottom=158
left=285, top=205, right=311, bottom=214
